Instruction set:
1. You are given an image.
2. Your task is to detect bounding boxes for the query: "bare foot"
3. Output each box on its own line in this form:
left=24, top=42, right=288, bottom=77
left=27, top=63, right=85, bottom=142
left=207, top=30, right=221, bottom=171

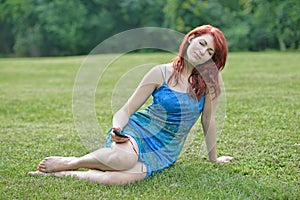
left=38, top=156, right=77, bottom=173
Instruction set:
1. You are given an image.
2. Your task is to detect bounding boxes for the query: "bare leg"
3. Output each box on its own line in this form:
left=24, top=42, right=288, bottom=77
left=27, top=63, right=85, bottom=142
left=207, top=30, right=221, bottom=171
left=37, top=137, right=139, bottom=173
left=30, top=162, right=147, bottom=185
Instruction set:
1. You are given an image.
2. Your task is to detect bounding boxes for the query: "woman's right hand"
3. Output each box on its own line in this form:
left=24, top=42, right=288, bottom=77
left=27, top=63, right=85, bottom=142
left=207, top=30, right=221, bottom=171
left=216, top=156, right=234, bottom=163
left=110, top=128, right=130, bottom=143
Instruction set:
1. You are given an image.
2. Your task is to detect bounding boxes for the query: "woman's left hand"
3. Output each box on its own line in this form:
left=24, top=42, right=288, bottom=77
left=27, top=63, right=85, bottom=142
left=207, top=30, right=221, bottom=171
left=216, top=156, right=234, bottom=163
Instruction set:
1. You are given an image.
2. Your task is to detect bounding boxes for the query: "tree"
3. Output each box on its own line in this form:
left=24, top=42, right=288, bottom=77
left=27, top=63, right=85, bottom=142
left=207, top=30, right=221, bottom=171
left=0, top=0, right=38, bottom=56
left=35, top=0, right=87, bottom=56
left=0, top=0, right=299, bottom=56
left=244, top=0, right=300, bottom=51
left=272, top=0, right=300, bottom=50
left=163, top=0, right=250, bottom=50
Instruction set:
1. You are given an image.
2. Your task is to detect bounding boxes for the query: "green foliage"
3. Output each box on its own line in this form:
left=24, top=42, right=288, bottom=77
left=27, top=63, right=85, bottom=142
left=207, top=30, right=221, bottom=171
left=120, top=0, right=165, bottom=27
left=36, top=0, right=87, bottom=56
left=246, top=0, right=300, bottom=51
left=0, top=0, right=299, bottom=56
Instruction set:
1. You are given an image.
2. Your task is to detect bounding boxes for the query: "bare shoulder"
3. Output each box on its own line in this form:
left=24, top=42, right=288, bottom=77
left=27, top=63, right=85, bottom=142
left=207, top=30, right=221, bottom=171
left=151, top=63, right=172, bottom=73
left=165, top=62, right=173, bottom=75
left=153, top=62, right=173, bottom=80
left=142, top=64, right=166, bottom=86
left=153, top=63, right=173, bottom=75
left=148, top=64, right=164, bottom=79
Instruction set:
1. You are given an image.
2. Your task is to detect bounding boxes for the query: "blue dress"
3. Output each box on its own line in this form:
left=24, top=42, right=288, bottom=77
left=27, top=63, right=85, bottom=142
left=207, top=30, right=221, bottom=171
left=105, top=68, right=205, bottom=178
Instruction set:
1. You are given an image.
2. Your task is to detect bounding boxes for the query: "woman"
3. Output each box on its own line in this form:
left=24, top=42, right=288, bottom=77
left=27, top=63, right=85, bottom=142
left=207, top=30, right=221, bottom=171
left=29, top=25, right=233, bottom=185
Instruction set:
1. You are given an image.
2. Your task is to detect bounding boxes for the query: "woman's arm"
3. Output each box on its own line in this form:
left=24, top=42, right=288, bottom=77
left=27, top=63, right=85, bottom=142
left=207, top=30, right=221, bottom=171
left=201, top=73, right=233, bottom=163
left=201, top=87, right=218, bottom=162
left=112, top=65, right=164, bottom=130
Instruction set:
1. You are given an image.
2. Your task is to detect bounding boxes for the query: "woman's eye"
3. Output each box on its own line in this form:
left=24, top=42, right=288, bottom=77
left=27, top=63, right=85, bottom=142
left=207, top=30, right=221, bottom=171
left=199, top=41, right=205, bottom=46
left=208, top=50, right=214, bottom=56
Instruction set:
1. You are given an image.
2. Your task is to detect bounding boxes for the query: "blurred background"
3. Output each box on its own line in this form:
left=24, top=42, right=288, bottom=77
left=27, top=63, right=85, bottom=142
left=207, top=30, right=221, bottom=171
left=0, top=0, right=299, bottom=57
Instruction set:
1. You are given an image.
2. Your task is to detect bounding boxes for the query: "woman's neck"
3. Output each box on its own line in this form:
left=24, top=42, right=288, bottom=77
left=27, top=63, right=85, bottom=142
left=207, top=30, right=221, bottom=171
left=183, top=62, right=194, bottom=77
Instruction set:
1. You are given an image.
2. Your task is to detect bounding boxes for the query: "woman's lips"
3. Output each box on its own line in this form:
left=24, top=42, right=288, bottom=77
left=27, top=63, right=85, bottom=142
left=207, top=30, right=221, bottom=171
left=194, top=52, right=201, bottom=59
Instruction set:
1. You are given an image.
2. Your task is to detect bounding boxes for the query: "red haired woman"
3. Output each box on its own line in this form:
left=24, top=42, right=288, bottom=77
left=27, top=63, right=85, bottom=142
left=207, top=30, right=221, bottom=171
left=29, top=25, right=233, bottom=185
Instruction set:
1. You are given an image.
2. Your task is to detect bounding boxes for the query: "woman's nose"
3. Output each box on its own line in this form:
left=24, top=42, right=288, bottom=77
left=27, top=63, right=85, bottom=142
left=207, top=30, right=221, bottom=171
left=199, top=47, right=207, bottom=55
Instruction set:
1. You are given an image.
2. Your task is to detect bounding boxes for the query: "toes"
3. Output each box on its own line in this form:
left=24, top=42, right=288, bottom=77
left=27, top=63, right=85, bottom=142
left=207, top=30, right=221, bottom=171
left=37, top=157, right=53, bottom=172
left=38, top=163, right=46, bottom=172
left=38, top=167, right=45, bottom=172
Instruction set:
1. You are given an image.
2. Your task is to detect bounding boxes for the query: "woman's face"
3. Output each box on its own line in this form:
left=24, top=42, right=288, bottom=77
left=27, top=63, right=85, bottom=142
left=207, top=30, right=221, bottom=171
left=186, top=34, right=215, bottom=66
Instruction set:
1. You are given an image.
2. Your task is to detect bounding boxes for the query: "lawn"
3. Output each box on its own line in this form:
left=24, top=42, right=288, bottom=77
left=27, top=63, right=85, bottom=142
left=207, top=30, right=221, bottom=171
left=0, top=52, right=299, bottom=199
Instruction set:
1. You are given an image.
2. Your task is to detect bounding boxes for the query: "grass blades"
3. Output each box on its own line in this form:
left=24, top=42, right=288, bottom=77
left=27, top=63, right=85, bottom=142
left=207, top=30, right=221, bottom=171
left=0, top=52, right=299, bottom=199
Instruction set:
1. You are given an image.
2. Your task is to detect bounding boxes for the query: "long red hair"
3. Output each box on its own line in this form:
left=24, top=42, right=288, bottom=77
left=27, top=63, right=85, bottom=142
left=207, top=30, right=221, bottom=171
left=168, top=25, right=228, bottom=100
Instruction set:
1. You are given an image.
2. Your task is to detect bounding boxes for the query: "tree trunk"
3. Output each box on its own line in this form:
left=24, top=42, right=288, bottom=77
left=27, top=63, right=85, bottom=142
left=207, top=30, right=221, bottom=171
left=277, top=35, right=286, bottom=51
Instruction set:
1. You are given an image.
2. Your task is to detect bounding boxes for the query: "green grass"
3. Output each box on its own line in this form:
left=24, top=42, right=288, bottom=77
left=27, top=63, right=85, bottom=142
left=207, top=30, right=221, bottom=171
left=1, top=52, right=299, bottom=199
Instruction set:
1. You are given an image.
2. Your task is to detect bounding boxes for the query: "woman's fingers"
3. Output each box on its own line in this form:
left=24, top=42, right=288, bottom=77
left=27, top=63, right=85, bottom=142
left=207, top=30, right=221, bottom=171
left=216, top=156, right=234, bottom=163
left=110, top=132, right=129, bottom=143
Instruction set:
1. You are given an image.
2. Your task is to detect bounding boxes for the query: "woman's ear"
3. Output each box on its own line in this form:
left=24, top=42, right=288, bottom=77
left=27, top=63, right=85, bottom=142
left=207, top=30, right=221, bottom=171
left=188, top=36, right=194, bottom=44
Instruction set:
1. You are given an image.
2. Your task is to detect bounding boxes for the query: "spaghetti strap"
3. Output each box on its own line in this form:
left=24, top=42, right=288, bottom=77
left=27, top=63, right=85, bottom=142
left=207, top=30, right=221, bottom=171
left=163, top=65, right=167, bottom=81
